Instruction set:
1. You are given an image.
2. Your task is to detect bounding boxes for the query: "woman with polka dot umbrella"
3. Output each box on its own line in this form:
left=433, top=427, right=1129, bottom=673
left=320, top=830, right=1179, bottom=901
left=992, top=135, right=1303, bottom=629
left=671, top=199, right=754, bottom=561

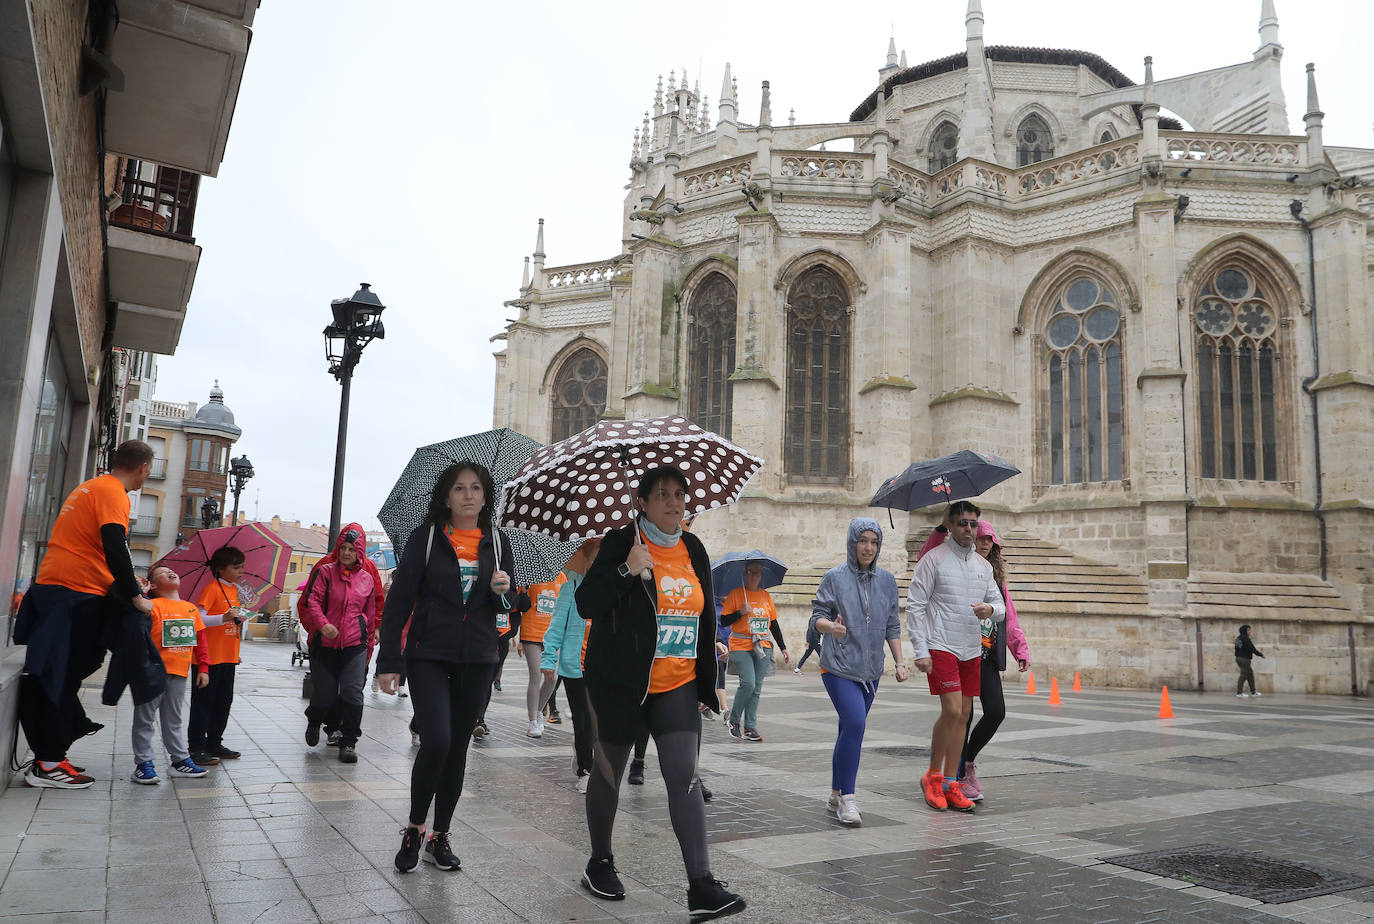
left=495, top=415, right=764, bottom=545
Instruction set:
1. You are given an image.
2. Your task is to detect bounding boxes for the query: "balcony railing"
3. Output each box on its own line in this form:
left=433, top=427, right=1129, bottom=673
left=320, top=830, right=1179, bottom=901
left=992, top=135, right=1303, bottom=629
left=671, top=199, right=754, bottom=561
left=130, top=516, right=161, bottom=536
left=148, top=458, right=167, bottom=479
left=110, top=160, right=199, bottom=242
left=188, top=461, right=227, bottom=475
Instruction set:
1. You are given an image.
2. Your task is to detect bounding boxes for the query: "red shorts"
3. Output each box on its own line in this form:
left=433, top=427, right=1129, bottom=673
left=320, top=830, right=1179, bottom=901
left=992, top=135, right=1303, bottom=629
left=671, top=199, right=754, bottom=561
left=926, top=649, right=981, bottom=697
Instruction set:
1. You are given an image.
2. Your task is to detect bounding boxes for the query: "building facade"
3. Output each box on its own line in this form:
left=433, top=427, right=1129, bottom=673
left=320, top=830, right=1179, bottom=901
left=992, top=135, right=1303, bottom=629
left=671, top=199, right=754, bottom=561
left=0, top=1, right=259, bottom=775
left=493, top=2, right=1374, bottom=694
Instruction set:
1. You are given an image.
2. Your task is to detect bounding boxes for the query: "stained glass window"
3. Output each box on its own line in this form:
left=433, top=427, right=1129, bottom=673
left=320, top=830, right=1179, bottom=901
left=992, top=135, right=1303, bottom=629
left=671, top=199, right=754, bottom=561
left=1045, top=276, right=1124, bottom=484
left=687, top=274, right=737, bottom=437
left=1017, top=114, right=1054, bottom=166
left=786, top=267, right=850, bottom=481
left=551, top=349, right=608, bottom=442
left=928, top=121, right=959, bottom=173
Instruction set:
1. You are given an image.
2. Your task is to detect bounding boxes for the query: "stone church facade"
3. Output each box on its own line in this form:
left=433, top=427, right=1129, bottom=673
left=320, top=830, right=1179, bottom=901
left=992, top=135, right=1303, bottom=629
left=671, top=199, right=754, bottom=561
left=493, top=2, right=1374, bottom=694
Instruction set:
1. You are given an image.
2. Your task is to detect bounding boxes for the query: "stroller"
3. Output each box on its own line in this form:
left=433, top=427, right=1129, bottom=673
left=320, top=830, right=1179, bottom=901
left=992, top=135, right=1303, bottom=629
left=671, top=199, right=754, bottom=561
left=289, top=613, right=311, bottom=667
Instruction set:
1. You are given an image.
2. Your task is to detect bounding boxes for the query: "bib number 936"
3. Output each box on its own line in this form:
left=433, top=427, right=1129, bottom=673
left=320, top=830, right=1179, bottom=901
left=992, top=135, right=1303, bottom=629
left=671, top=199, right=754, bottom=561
left=161, top=618, right=196, bottom=648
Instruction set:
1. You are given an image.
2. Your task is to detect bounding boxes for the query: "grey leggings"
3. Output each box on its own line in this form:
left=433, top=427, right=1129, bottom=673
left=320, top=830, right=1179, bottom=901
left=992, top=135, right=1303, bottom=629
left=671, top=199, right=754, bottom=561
left=586, top=682, right=708, bottom=879
left=522, top=642, right=544, bottom=722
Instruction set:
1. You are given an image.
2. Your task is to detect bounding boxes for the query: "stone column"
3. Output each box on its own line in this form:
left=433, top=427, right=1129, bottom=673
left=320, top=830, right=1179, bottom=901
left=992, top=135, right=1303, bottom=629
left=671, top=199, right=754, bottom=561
left=1133, top=194, right=1189, bottom=614
left=856, top=219, right=917, bottom=496
left=729, top=211, right=782, bottom=492
left=623, top=238, right=680, bottom=419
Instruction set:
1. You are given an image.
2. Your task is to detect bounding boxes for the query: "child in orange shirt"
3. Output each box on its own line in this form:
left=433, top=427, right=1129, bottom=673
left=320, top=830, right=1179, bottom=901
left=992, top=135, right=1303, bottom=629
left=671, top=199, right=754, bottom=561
left=132, top=566, right=211, bottom=783
left=189, top=546, right=249, bottom=764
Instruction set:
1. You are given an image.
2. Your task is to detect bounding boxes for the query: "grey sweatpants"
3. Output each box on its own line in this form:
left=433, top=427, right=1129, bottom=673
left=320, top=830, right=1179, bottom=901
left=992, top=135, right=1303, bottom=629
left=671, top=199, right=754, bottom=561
left=133, top=673, right=190, bottom=763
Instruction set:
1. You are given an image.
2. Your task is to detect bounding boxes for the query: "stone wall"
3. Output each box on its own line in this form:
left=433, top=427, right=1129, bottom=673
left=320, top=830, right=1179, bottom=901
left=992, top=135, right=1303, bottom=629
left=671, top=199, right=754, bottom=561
left=1187, top=506, right=1322, bottom=575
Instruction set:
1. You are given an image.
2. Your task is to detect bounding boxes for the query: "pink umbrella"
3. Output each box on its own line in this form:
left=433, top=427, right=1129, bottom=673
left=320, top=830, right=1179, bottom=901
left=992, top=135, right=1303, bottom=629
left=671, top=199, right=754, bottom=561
left=153, top=522, right=292, bottom=610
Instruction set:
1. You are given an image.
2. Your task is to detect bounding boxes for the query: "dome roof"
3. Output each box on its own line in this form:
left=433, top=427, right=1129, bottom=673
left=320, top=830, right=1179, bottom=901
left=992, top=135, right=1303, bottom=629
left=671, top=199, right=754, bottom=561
left=194, top=380, right=239, bottom=430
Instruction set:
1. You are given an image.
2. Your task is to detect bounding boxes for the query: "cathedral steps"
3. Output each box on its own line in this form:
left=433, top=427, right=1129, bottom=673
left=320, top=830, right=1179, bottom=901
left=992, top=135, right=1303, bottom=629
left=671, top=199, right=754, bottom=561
left=998, top=530, right=1149, bottom=616
left=1186, top=571, right=1354, bottom=623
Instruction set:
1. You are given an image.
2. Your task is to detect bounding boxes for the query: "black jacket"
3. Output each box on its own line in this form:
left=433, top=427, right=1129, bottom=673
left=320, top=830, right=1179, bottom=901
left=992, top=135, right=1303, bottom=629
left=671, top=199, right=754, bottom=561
left=101, top=601, right=167, bottom=707
left=377, top=523, right=515, bottom=673
left=1235, top=634, right=1264, bottom=659
left=576, top=523, right=717, bottom=744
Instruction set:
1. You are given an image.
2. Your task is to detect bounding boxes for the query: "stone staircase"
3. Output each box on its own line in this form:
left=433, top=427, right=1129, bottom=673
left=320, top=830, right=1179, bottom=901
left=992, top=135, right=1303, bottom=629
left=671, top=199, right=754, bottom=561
left=1186, top=571, right=1354, bottom=622
left=997, top=530, right=1148, bottom=617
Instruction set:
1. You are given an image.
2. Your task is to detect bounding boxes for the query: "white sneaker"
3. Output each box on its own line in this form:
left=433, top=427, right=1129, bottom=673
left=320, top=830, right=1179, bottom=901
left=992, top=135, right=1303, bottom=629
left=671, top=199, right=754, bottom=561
left=1237, top=692, right=1250, bottom=698
left=526, top=720, right=543, bottom=738
left=1253, top=691, right=1262, bottom=697
left=826, top=790, right=841, bottom=811
left=576, top=773, right=590, bottom=794
left=793, top=667, right=802, bottom=674
left=837, top=794, right=862, bottom=826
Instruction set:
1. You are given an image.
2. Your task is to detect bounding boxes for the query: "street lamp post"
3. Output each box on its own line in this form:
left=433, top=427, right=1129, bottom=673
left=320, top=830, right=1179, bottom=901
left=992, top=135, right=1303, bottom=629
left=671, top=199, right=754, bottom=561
left=200, top=496, right=221, bottom=530
left=229, top=454, right=255, bottom=526
left=324, top=283, right=386, bottom=544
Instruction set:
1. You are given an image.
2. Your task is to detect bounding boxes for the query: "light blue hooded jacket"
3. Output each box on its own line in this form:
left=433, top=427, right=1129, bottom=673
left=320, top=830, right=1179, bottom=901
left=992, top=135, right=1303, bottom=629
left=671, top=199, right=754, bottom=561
left=809, top=518, right=902, bottom=684
left=539, top=571, right=588, bottom=679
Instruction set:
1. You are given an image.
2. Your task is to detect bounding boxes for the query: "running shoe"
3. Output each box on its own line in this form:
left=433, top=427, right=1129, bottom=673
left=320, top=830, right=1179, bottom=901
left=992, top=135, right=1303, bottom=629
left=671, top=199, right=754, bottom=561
left=305, top=722, right=320, bottom=747
left=727, top=721, right=742, bottom=740
left=576, top=772, right=590, bottom=794
left=338, top=745, right=357, bottom=764
left=921, top=770, right=948, bottom=811
left=793, top=666, right=802, bottom=674
left=687, top=875, right=745, bottom=921
left=1252, top=691, right=1262, bottom=697
left=190, top=751, right=220, bottom=766
left=581, top=856, right=626, bottom=900
left=326, top=731, right=342, bottom=747
left=132, top=760, right=159, bottom=785
left=836, top=794, right=862, bottom=825
left=169, top=758, right=209, bottom=778
left=395, top=826, right=424, bottom=873
left=699, top=780, right=713, bottom=803
left=1236, top=692, right=1250, bottom=698
left=944, top=779, right=976, bottom=813
left=827, top=790, right=841, bottom=812
left=423, top=831, right=461, bottom=870
left=398, top=690, right=408, bottom=698
left=743, top=728, right=762, bottom=743
left=26, top=760, right=94, bottom=790
left=959, top=761, right=984, bottom=802
left=472, top=721, right=489, bottom=739
left=545, top=708, right=562, bottom=725
left=492, top=678, right=502, bottom=692
left=627, top=759, right=645, bottom=786
left=526, top=720, right=543, bottom=739
left=210, top=745, right=241, bottom=760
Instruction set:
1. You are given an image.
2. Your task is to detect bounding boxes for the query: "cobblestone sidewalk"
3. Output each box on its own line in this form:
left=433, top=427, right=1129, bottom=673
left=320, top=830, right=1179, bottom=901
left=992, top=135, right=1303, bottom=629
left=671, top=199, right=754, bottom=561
left=1, top=640, right=1371, bottom=923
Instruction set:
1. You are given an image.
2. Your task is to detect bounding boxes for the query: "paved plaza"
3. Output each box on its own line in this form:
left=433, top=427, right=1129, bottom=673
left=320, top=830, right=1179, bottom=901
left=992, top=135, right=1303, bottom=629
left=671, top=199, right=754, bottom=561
left=1, top=639, right=1372, bottom=923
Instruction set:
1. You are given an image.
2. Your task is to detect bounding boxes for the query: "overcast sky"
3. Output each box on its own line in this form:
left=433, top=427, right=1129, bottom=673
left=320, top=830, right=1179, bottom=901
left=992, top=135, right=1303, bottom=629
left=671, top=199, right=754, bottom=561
left=151, top=0, right=1372, bottom=536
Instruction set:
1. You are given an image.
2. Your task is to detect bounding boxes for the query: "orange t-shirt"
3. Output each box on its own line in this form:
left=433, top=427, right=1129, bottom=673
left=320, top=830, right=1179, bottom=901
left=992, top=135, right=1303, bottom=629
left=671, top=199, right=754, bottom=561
left=445, top=527, right=483, bottom=603
left=150, top=598, right=206, bottom=677
left=35, top=474, right=131, bottom=595
left=722, top=587, right=777, bottom=652
left=521, top=573, right=567, bottom=642
left=198, top=580, right=242, bottom=665
left=645, top=536, right=703, bottom=695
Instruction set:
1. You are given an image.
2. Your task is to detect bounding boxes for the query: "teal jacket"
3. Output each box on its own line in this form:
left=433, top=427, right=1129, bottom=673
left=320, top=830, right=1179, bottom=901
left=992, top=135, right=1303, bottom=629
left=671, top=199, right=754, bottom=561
left=540, top=571, right=587, bottom=679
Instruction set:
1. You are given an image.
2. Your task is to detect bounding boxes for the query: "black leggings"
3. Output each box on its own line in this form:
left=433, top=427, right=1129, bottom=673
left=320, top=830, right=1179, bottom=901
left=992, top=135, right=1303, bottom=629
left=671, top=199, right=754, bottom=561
left=959, top=658, right=1005, bottom=776
left=406, top=659, right=494, bottom=831
left=586, top=682, right=709, bottom=879
left=189, top=663, right=236, bottom=752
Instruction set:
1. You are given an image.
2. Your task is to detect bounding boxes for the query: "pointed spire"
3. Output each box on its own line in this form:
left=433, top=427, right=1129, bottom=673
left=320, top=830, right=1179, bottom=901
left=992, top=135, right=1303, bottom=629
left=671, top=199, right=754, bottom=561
left=900, top=49, right=908, bottom=68
left=632, top=127, right=641, bottom=163
left=788, top=107, right=796, bottom=126
left=732, top=75, right=738, bottom=100
left=759, top=80, right=771, bottom=127
left=967, top=0, right=984, bottom=40
left=720, top=62, right=735, bottom=103
left=1143, top=55, right=1155, bottom=100
left=653, top=74, right=663, bottom=116
left=642, top=110, right=651, bottom=149
left=717, top=62, right=738, bottom=132
left=521, top=256, right=530, bottom=290
left=667, top=69, right=676, bottom=97
left=681, top=66, right=689, bottom=99
left=698, top=94, right=710, bottom=133
left=1258, top=0, right=1280, bottom=49
left=533, top=218, right=545, bottom=268
left=1302, top=62, right=1324, bottom=159
left=886, top=35, right=898, bottom=67
left=1304, top=61, right=1321, bottom=116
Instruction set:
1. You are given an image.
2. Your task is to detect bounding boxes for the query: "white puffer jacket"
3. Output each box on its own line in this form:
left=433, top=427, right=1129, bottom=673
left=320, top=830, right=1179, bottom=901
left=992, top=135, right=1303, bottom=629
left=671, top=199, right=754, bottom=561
left=906, top=536, right=1005, bottom=661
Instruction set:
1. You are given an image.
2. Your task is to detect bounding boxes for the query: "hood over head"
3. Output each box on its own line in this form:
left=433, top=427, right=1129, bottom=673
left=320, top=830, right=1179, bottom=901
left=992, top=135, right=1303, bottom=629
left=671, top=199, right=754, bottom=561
left=333, top=522, right=368, bottom=569
left=1239, top=624, right=1252, bottom=636
left=846, top=517, right=883, bottom=570
left=976, top=520, right=999, bottom=545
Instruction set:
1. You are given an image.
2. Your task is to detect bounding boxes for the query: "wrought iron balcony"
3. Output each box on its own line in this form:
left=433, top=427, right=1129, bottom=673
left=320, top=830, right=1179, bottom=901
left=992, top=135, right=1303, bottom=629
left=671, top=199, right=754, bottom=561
left=110, top=160, right=199, bottom=242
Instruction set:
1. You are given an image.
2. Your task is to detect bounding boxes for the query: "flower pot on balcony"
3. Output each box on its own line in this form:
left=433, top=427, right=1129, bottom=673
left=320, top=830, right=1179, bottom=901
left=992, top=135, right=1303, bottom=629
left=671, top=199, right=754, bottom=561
left=110, top=203, right=170, bottom=232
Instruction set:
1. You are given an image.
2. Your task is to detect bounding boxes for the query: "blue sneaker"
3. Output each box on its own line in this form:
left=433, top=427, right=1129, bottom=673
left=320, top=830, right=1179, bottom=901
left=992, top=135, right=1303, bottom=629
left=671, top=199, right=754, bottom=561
left=169, top=758, right=209, bottom=778
left=132, top=760, right=159, bottom=784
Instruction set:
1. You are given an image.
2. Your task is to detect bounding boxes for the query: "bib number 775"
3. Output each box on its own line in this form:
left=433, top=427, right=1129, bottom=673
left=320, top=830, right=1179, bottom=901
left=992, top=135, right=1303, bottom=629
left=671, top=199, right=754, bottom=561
left=654, top=616, right=697, bottom=659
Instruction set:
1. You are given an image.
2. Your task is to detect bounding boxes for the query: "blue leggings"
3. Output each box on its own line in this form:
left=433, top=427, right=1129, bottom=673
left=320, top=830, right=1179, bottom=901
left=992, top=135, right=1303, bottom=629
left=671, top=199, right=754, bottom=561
left=821, top=673, right=878, bottom=795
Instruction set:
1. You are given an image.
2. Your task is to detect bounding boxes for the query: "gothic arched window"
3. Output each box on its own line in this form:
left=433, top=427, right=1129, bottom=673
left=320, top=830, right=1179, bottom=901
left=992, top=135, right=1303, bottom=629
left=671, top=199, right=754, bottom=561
left=687, top=273, right=737, bottom=437
left=1017, top=114, right=1054, bottom=166
left=786, top=266, right=850, bottom=481
left=1045, top=276, right=1124, bottom=484
left=1097, top=125, right=1118, bottom=145
left=550, top=348, right=607, bottom=442
left=1194, top=265, right=1285, bottom=481
left=928, top=121, right=959, bottom=173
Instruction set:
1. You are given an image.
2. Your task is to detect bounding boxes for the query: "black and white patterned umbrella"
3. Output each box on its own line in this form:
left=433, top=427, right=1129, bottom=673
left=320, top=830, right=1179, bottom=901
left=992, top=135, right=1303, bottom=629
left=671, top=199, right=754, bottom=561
left=498, top=527, right=584, bottom=587
left=496, top=415, right=764, bottom=542
left=377, top=428, right=542, bottom=554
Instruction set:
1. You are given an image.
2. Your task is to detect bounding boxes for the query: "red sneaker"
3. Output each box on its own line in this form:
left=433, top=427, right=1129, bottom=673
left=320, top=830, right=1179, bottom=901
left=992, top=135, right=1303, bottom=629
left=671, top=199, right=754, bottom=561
left=25, top=760, right=94, bottom=790
left=921, top=771, right=947, bottom=811
left=943, top=780, right=976, bottom=813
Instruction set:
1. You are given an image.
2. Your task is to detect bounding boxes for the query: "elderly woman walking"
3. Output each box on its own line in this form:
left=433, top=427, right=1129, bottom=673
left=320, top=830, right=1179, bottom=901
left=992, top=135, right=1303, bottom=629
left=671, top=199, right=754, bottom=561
left=810, top=518, right=908, bottom=826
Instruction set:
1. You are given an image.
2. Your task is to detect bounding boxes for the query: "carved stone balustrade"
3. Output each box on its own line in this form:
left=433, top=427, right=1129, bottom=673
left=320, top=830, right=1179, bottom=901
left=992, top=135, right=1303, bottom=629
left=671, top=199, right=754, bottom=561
left=543, top=259, right=626, bottom=290
left=1161, top=131, right=1306, bottom=168
left=679, top=158, right=753, bottom=199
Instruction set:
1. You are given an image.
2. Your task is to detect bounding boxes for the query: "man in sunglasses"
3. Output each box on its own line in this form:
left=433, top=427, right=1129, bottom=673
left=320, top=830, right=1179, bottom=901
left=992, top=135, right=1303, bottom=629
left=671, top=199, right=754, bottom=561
left=906, top=500, right=1005, bottom=813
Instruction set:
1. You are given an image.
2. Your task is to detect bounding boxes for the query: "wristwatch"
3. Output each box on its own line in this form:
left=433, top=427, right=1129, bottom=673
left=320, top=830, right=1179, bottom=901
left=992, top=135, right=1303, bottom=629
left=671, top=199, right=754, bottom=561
left=617, top=562, right=633, bottom=579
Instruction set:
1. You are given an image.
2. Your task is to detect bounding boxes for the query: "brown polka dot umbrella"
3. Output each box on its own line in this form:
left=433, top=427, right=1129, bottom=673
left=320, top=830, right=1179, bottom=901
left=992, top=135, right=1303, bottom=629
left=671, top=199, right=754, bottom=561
left=495, top=415, right=764, bottom=542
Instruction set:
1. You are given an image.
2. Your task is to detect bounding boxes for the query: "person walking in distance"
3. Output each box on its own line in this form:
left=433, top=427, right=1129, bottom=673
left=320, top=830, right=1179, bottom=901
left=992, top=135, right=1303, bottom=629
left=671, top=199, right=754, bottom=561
left=907, top=500, right=1005, bottom=814
left=955, top=521, right=1030, bottom=803
left=301, top=525, right=380, bottom=764
left=1235, top=625, right=1264, bottom=698
left=810, top=518, right=908, bottom=825
left=376, top=462, right=515, bottom=874
left=519, top=572, right=566, bottom=737
left=721, top=561, right=788, bottom=742
left=15, top=441, right=157, bottom=789
left=538, top=537, right=601, bottom=792
left=575, top=466, right=744, bottom=920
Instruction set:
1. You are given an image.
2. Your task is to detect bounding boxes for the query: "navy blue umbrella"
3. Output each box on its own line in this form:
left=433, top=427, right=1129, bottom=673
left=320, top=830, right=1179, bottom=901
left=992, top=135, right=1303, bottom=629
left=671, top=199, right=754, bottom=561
left=870, top=450, right=1021, bottom=513
left=710, top=550, right=789, bottom=597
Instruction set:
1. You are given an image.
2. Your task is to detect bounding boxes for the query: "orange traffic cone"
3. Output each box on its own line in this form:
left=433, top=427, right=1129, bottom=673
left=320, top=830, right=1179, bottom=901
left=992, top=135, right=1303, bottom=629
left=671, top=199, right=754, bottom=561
left=1048, top=677, right=1062, bottom=704
left=1025, top=671, right=1037, bottom=695
left=1157, top=685, right=1174, bottom=718
left=1072, top=672, right=1082, bottom=692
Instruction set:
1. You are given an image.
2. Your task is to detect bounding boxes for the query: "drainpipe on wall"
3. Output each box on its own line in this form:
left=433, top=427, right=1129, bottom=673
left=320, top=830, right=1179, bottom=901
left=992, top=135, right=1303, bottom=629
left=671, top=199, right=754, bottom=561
left=1291, top=201, right=1328, bottom=580
left=1195, top=619, right=1205, bottom=691
left=1350, top=624, right=1360, bottom=697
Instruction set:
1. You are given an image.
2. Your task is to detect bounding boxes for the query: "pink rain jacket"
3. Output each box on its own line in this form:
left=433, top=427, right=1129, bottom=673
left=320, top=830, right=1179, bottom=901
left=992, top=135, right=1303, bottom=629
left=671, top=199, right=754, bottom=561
left=300, top=528, right=379, bottom=651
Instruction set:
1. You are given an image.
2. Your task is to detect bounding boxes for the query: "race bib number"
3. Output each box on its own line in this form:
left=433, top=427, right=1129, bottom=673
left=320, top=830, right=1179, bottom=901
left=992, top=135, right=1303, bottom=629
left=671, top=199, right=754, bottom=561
left=161, top=618, right=196, bottom=648
left=654, top=614, right=697, bottom=660
left=495, top=611, right=510, bottom=630
left=458, top=558, right=478, bottom=601
left=748, top=615, right=770, bottom=637
left=537, top=591, right=557, bottom=615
